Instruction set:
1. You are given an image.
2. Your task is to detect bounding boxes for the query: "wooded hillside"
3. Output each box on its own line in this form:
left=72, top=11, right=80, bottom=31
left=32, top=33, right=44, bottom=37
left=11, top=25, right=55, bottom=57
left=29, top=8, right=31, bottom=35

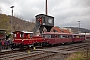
left=0, top=14, right=35, bottom=33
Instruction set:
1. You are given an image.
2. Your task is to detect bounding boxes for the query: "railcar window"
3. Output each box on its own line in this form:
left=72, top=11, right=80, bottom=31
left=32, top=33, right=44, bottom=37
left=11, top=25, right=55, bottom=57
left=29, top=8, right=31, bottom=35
left=60, top=35, right=71, bottom=38
left=66, top=35, right=68, bottom=38
left=60, top=35, right=63, bottom=38
left=67, top=35, right=70, bottom=38
left=76, top=36, right=80, bottom=38
left=59, top=35, right=61, bottom=38
left=74, top=35, right=80, bottom=38
left=63, top=35, right=67, bottom=38
left=60, top=35, right=66, bottom=38
left=44, top=35, right=51, bottom=38
left=68, top=35, right=72, bottom=38
left=55, top=35, right=59, bottom=38
left=80, top=35, right=85, bottom=38
left=51, top=34, right=55, bottom=38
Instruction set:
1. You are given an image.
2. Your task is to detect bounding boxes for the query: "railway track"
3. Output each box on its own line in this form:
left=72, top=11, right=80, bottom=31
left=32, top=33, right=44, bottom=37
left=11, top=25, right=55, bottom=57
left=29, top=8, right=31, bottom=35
left=18, top=52, right=56, bottom=60
left=57, top=42, right=90, bottom=51
left=0, top=40, right=90, bottom=60
left=0, top=49, right=25, bottom=55
left=0, top=51, right=56, bottom=60
left=34, top=41, right=90, bottom=55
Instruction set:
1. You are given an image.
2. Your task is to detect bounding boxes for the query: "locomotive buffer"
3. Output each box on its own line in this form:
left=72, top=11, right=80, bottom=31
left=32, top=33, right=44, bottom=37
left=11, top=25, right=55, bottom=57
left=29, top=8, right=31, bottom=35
left=33, top=14, right=54, bottom=35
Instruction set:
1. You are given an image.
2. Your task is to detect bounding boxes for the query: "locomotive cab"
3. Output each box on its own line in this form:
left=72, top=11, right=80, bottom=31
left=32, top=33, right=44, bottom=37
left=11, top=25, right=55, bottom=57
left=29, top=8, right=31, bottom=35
left=13, top=31, right=23, bottom=39
left=23, top=31, right=33, bottom=39
left=13, top=31, right=33, bottom=40
left=12, top=31, right=34, bottom=49
left=13, top=31, right=24, bottom=44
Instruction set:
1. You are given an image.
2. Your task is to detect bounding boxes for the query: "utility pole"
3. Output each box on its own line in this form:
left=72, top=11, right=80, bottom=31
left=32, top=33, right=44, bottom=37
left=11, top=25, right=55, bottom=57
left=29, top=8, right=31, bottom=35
left=78, top=21, right=80, bottom=34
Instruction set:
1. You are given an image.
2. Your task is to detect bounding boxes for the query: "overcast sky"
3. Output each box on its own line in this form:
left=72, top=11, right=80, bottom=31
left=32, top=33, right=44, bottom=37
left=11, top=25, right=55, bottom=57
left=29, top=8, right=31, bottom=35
left=0, top=0, right=90, bottom=29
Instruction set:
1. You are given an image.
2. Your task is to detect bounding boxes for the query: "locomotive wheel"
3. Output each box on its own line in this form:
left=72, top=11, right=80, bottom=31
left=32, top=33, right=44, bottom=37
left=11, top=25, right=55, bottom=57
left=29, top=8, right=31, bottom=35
left=42, top=42, right=49, bottom=47
left=33, top=42, right=42, bottom=47
left=19, top=44, right=24, bottom=50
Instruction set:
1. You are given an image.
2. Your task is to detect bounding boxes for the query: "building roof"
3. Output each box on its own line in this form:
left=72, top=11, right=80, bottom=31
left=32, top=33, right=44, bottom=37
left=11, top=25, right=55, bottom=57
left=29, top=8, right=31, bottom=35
left=50, top=27, right=71, bottom=33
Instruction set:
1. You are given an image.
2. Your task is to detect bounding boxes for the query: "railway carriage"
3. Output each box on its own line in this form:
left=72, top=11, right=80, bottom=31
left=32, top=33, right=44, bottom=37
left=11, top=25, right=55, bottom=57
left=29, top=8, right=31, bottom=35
left=72, top=34, right=85, bottom=42
left=85, top=35, right=90, bottom=40
left=42, top=32, right=73, bottom=45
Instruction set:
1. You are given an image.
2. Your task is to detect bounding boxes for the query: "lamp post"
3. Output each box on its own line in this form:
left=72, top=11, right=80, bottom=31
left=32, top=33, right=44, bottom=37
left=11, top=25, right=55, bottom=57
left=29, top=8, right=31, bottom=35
left=78, top=21, right=80, bottom=34
left=10, top=6, right=14, bottom=34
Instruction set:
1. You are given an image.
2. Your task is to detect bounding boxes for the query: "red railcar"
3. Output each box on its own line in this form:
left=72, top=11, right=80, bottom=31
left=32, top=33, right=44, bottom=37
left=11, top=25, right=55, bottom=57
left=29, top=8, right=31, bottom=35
left=85, top=35, right=90, bottom=40
left=42, top=32, right=86, bottom=45
left=42, top=32, right=73, bottom=45
left=72, top=34, right=85, bottom=42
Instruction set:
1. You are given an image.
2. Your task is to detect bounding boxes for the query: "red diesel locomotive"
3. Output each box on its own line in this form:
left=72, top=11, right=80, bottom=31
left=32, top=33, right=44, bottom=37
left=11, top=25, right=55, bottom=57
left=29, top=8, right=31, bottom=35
left=12, top=31, right=45, bottom=49
left=12, top=31, right=85, bottom=49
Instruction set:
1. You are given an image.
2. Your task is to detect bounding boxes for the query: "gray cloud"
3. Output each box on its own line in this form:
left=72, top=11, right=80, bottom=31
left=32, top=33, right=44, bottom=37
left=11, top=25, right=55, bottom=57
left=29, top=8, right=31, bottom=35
left=0, top=0, right=90, bottom=29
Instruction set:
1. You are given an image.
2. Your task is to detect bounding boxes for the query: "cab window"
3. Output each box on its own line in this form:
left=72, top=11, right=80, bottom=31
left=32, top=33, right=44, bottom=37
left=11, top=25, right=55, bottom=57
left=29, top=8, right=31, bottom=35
left=30, top=34, right=33, bottom=38
left=20, top=33, right=24, bottom=38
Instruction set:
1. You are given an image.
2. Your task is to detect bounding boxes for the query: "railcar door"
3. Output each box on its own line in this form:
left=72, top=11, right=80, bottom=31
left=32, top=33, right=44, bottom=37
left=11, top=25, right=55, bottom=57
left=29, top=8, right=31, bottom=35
left=54, top=34, right=60, bottom=44
left=43, top=34, right=55, bottom=45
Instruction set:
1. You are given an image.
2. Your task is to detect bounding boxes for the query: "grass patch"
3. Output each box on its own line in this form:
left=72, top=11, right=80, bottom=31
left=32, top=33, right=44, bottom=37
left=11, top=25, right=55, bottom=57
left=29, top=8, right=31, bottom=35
left=67, top=51, right=90, bottom=60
